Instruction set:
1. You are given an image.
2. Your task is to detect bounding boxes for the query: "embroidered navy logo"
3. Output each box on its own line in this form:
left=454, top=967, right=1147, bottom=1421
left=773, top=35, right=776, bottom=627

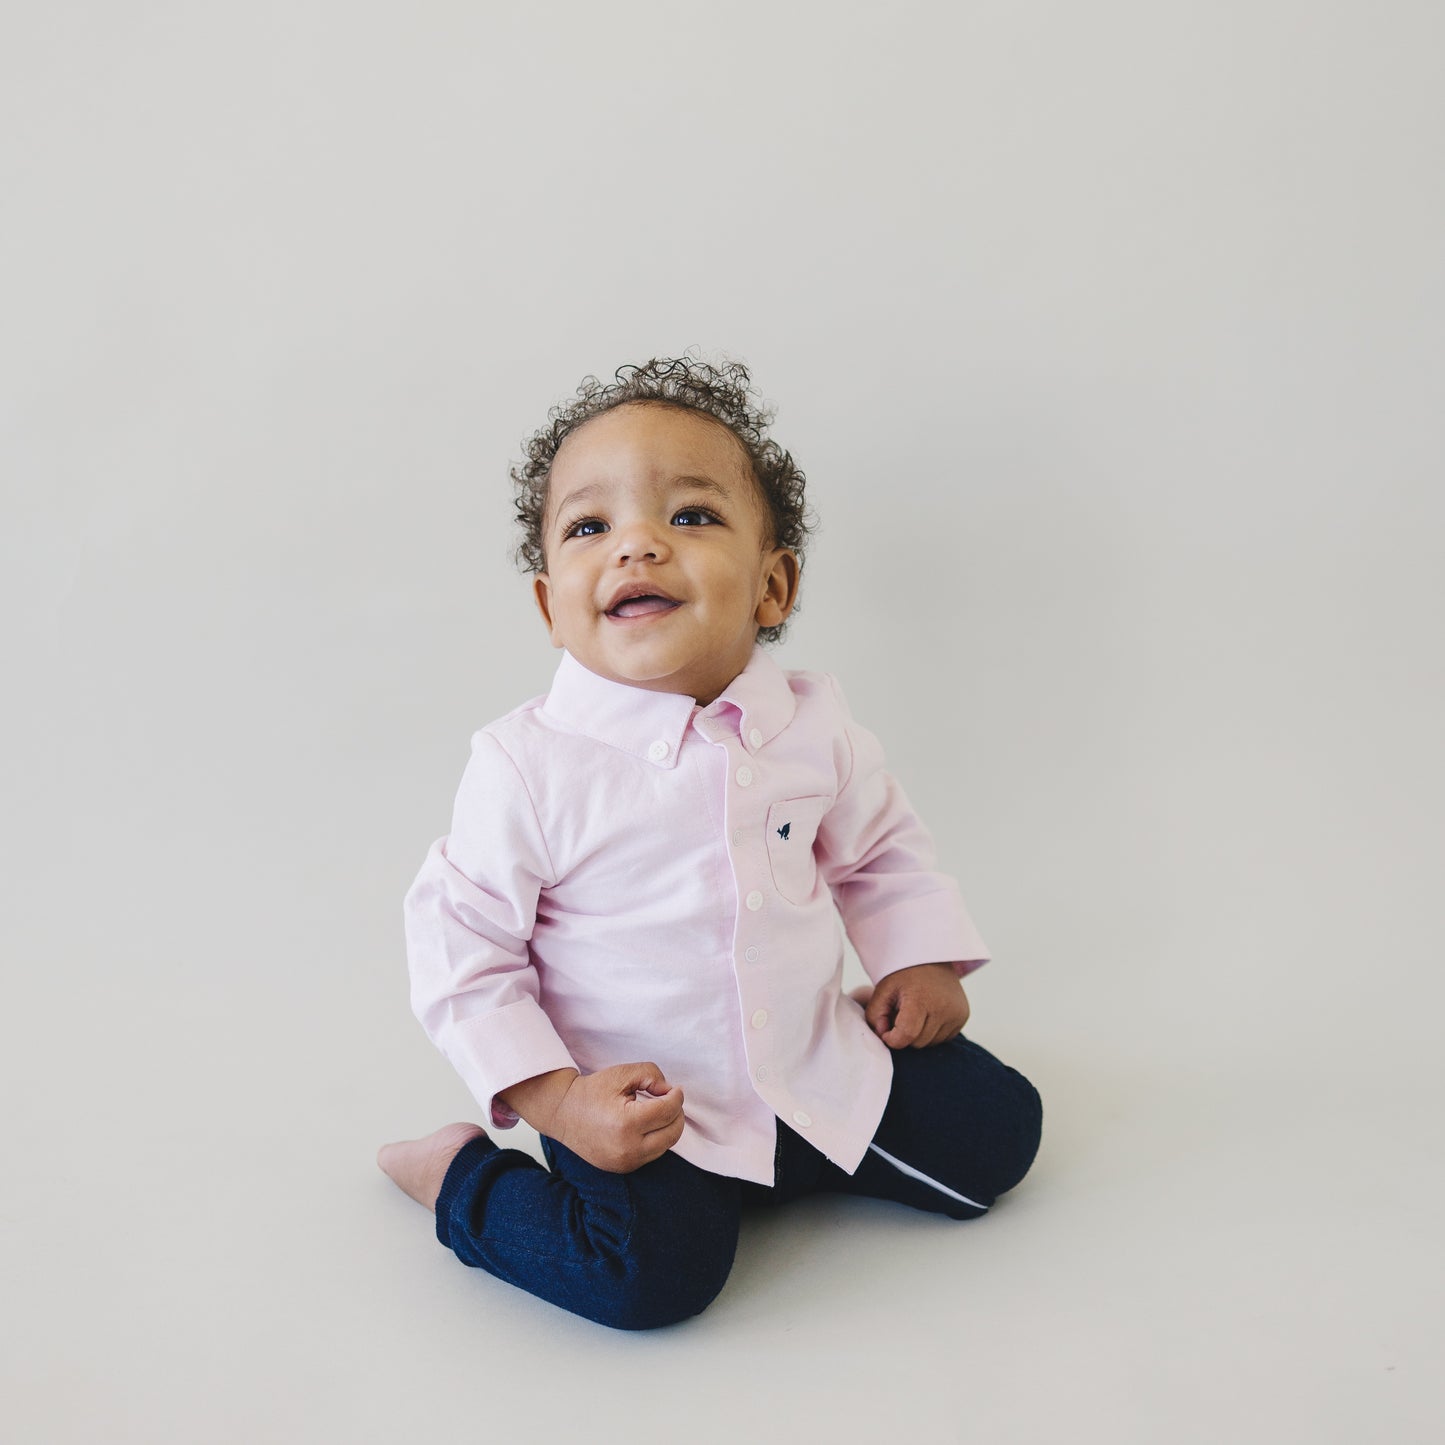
left=776, top=822, right=791, bottom=841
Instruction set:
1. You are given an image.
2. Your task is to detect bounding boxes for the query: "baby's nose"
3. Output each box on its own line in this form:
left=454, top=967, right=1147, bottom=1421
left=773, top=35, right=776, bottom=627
left=613, top=521, right=670, bottom=563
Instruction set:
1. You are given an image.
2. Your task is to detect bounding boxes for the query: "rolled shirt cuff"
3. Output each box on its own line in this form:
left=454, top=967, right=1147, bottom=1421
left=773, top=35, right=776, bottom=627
left=851, top=894, right=990, bottom=985
left=442, top=997, right=580, bottom=1129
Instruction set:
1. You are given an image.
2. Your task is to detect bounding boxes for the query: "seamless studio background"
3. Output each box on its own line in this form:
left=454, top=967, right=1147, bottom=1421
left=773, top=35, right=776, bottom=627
left=3, top=4, right=1441, bottom=1442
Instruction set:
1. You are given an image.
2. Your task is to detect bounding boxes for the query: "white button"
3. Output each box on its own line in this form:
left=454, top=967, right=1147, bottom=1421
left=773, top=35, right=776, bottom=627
left=792, top=1110, right=813, bottom=1128
left=745, top=890, right=763, bottom=911
left=744, top=945, right=760, bottom=963
left=732, top=829, right=745, bottom=847
left=736, top=765, right=753, bottom=787
left=647, top=739, right=670, bottom=762
left=751, top=1009, right=769, bottom=1029
left=755, top=1065, right=771, bottom=1082
left=749, top=728, right=763, bottom=749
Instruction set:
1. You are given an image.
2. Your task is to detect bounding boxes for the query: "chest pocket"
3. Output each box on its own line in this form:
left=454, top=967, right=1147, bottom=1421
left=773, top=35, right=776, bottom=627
left=764, top=795, right=832, bottom=905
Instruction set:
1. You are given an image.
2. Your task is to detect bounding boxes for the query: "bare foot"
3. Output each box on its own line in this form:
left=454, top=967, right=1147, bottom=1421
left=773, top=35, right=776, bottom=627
left=377, top=1122, right=487, bottom=1211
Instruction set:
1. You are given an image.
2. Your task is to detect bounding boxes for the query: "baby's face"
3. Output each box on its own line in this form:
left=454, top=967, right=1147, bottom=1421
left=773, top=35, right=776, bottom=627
left=534, top=403, right=798, bottom=705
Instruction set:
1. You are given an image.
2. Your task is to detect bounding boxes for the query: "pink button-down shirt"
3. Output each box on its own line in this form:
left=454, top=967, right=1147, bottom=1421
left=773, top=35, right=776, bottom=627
left=403, top=646, right=988, bottom=1185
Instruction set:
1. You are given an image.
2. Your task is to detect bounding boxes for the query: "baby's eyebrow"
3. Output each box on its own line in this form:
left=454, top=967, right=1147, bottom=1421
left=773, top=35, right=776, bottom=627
left=670, top=474, right=732, bottom=500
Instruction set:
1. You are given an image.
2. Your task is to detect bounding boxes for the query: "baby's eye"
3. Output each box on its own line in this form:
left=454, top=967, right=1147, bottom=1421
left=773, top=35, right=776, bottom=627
left=563, top=517, right=608, bottom=539
left=672, top=507, right=720, bottom=527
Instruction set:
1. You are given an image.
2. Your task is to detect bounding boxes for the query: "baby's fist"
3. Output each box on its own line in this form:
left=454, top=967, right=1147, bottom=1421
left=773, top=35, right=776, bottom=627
left=856, top=963, right=970, bottom=1049
left=552, top=1062, right=686, bottom=1173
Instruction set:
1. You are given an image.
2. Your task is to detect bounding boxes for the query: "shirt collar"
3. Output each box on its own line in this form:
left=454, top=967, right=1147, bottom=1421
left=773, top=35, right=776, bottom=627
left=710, top=644, right=797, bottom=749
left=541, top=647, right=797, bottom=768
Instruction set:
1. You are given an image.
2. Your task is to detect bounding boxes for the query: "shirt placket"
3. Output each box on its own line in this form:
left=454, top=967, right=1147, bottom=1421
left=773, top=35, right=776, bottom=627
left=695, top=706, right=783, bottom=1120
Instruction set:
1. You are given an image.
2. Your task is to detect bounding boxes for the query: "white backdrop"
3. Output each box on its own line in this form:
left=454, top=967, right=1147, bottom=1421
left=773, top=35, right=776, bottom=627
left=5, top=4, right=1442, bottom=1442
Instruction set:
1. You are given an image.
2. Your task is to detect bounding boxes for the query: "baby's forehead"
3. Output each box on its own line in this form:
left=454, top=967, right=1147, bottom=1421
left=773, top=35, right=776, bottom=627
left=547, top=404, right=762, bottom=512
left=553, top=470, right=733, bottom=510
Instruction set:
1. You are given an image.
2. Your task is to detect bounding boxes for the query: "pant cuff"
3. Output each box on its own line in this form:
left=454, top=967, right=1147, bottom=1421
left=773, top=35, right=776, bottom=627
left=434, top=1133, right=500, bottom=1248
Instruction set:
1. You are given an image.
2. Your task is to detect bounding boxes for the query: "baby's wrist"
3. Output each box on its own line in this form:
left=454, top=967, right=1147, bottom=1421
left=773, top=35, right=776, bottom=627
left=498, top=1066, right=580, bottom=1139
left=546, top=1069, right=582, bottom=1145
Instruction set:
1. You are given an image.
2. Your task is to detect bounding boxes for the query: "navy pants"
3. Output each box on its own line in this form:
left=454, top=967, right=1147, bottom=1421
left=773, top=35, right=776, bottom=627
left=433, top=1033, right=1042, bottom=1330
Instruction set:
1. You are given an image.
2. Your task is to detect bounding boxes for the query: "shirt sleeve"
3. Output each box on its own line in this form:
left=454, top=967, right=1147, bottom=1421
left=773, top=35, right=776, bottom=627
left=814, top=676, right=990, bottom=983
left=403, top=729, right=579, bottom=1128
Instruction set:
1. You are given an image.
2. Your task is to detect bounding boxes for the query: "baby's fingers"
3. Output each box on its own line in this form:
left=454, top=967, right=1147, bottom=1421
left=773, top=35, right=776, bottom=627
left=607, top=1060, right=672, bottom=1098
left=881, top=996, right=927, bottom=1048
left=919, top=1014, right=957, bottom=1048
left=639, top=1106, right=686, bottom=1160
left=865, top=985, right=898, bottom=1035
left=624, top=1088, right=685, bottom=1167
left=631, top=1082, right=685, bottom=1131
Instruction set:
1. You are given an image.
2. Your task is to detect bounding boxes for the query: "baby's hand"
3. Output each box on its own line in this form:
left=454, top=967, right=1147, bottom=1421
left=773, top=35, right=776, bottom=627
left=852, top=963, right=971, bottom=1049
left=550, top=1063, right=685, bottom=1173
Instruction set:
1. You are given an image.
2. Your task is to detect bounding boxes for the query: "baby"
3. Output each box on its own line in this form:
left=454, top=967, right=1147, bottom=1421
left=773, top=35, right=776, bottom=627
left=379, top=357, right=1042, bottom=1329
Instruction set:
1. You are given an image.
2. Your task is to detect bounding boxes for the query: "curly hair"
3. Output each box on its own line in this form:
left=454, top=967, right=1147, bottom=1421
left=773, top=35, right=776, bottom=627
left=511, top=355, right=813, bottom=643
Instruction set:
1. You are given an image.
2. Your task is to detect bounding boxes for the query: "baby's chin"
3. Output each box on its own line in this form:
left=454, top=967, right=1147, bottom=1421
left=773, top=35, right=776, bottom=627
left=591, top=655, right=740, bottom=705
left=568, top=621, right=760, bottom=702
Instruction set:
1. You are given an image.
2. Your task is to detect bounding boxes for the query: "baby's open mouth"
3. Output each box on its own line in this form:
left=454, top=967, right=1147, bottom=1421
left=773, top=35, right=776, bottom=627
left=606, top=594, right=681, bottom=619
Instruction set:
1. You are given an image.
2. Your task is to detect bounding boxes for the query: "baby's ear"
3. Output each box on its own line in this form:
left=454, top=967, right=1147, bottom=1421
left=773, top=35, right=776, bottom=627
left=533, top=575, right=564, bottom=647
left=756, top=550, right=800, bottom=629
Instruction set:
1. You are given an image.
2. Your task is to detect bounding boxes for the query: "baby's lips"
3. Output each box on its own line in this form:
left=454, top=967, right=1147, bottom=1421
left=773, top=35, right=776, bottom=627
left=609, top=595, right=681, bottom=619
